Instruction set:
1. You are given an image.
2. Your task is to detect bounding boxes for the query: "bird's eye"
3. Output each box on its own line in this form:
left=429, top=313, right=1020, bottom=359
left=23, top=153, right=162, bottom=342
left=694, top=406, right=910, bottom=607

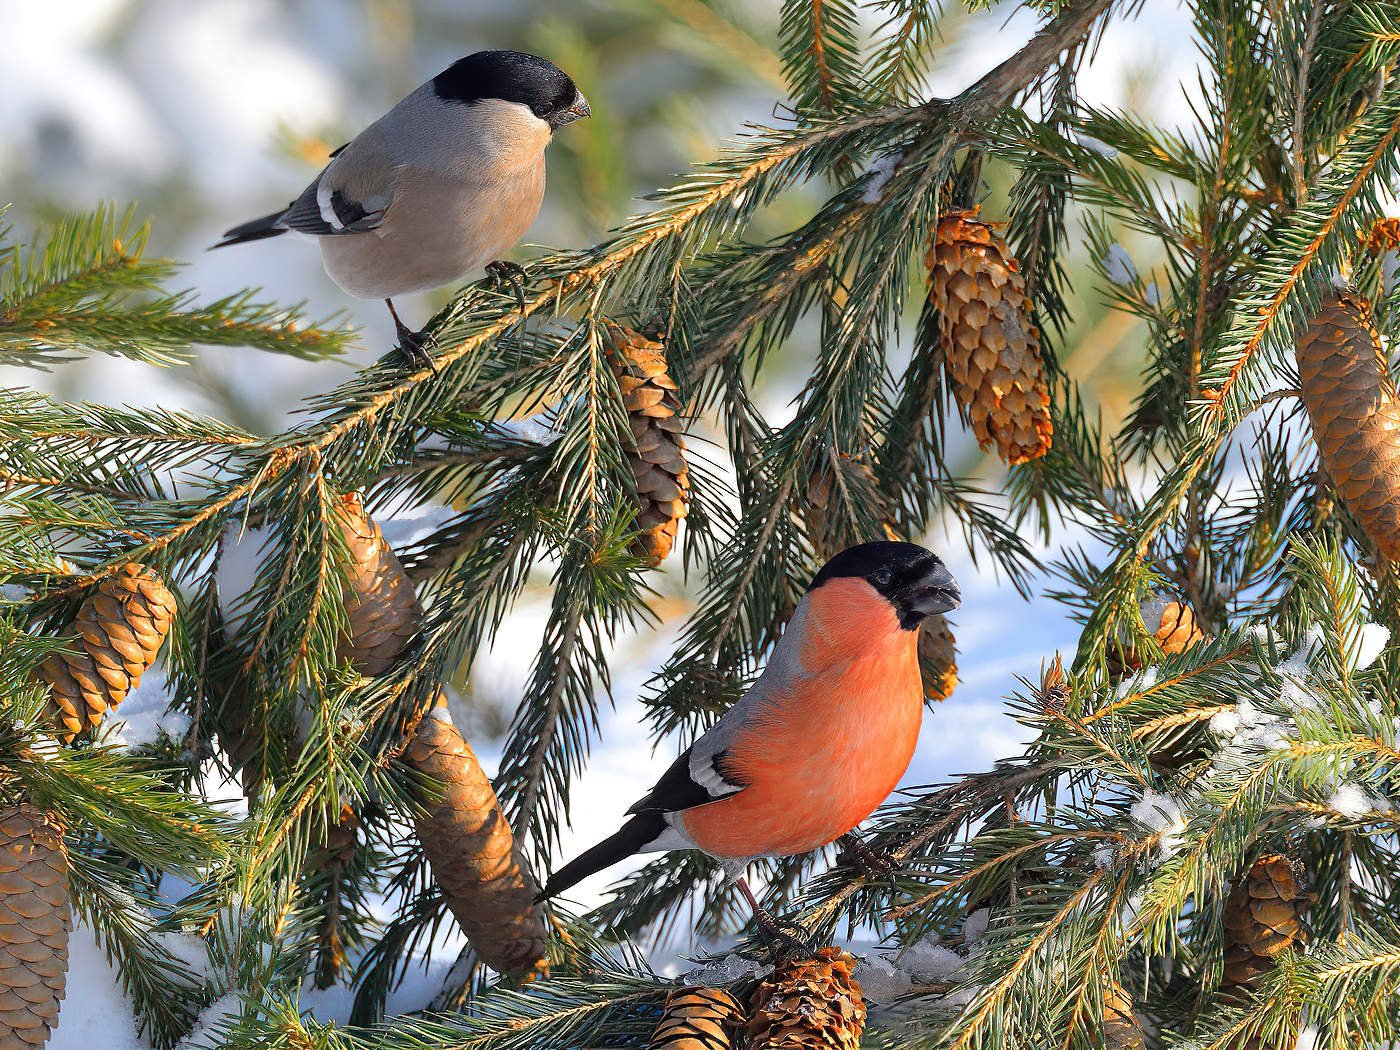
left=531, top=103, right=551, bottom=118
left=870, top=568, right=893, bottom=587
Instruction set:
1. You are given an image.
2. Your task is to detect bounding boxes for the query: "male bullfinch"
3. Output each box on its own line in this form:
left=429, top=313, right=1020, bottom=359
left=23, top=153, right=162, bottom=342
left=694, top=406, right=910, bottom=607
left=539, top=541, right=961, bottom=932
left=214, top=50, right=589, bottom=369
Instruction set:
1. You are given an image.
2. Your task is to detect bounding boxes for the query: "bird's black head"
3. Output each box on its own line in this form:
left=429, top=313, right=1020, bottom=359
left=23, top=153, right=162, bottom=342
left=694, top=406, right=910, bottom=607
left=809, top=541, right=961, bottom=630
left=433, top=50, right=590, bottom=129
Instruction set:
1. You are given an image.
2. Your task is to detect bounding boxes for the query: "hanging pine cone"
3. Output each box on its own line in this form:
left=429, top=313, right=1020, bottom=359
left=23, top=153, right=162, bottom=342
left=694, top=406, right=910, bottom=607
left=402, top=698, right=547, bottom=978
left=1154, top=600, right=1206, bottom=656
left=334, top=494, right=423, bottom=676
left=649, top=986, right=745, bottom=1050
left=1222, top=854, right=1308, bottom=992
left=1297, top=293, right=1400, bottom=562
left=1103, top=976, right=1146, bottom=1050
left=36, top=563, right=176, bottom=742
left=0, top=805, right=70, bottom=1050
left=919, top=612, right=958, bottom=702
left=747, top=946, right=865, bottom=1050
left=926, top=211, right=1053, bottom=465
left=604, top=324, right=690, bottom=567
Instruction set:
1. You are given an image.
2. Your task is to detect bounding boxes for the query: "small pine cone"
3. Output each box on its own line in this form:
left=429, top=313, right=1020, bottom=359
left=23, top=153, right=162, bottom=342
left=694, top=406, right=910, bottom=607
left=402, top=700, right=547, bottom=978
left=1039, top=654, right=1069, bottom=712
left=1363, top=217, right=1400, bottom=255
left=1154, top=601, right=1206, bottom=656
left=36, top=564, right=176, bottom=742
left=335, top=494, right=423, bottom=676
left=0, top=805, right=71, bottom=1050
left=604, top=324, right=690, bottom=567
left=918, top=613, right=958, bottom=702
left=1103, top=977, right=1146, bottom=1050
left=747, top=946, right=865, bottom=1050
left=649, top=987, right=745, bottom=1050
left=927, top=212, right=1053, bottom=465
left=1222, top=855, right=1308, bottom=992
left=1297, top=294, right=1400, bottom=562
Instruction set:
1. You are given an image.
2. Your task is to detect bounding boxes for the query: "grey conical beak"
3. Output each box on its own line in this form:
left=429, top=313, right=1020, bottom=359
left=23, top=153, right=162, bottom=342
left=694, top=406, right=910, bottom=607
left=551, top=92, right=591, bottom=129
left=908, top=562, right=961, bottom=616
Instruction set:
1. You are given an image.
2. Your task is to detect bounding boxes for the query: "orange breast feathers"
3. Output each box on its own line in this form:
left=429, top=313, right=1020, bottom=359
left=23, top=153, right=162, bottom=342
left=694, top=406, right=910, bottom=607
left=680, top=577, right=924, bottom=859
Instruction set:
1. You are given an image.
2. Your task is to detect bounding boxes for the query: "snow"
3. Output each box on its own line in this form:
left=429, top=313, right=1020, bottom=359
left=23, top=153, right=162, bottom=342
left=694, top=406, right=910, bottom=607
left=374, top=502, right=461, bottom=551
left=106, top=664, right=192, bottom=750
left=1102, top=243, right=1138, bottom=285
left=961, top=907, right=990, bottom=947
left=175, top=993, right=241, bottom=1050
left=854, top=953, right=913, bottom=1003
left=1329, top=784, right=1374, bottom=820
left=679, top=953, right=773, bottom=986
left=1130, top=789, right=1186, bottom=861
left=1294, top=1027, right=1320, bottom=1050
left=860, top=151, right=903, bottom=203
left=899, top=940, right=966, bottom=982
left=51, top=921, right=144, bottom=1049
left=1073, top=132, right=1119, bottom=158
left=1351, top=624, right=1390, bottom=672
left=214, top=520, right=278, bottom=639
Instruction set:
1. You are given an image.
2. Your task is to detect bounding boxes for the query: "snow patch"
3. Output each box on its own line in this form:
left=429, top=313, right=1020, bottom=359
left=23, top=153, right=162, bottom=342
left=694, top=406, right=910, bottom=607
left=1073, top=132, right=1118, bottom=158
left=214, top=519, right=278, bottom=639
left=1293, top=1027, right=1320, bottom=1050
left=900, top=939, right=965, bottom=982
left=679, top=953, right=773, bottom=986
left=106, top=664, right=191, bottom=750
left=1352, top=624, right=1389, bottom=671
left=1103, top=243, right=1137, bottom=285
left=854, top=953, right=913, bottom=1003
left=1130, top=790, right=1186, bottom=860
left=176, top=992, right=242, bottom=1049
left=860, top=151, right=903, bottom=203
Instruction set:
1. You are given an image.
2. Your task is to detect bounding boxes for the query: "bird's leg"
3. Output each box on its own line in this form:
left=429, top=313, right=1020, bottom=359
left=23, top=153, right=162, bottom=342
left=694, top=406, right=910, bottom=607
left=836, top=831, right=900, bottom=881
left=385, top=298, right=436, bottom=373
left=733, top=875, right=815, bottom=959
left=485, top=260, right=528, bottom=316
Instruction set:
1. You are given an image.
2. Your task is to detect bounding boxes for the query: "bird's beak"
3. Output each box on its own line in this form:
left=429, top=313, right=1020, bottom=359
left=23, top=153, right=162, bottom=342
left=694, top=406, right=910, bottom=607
left=550, top=92, right=591, bottom=130
left=907, top=562, right=961, bottom=617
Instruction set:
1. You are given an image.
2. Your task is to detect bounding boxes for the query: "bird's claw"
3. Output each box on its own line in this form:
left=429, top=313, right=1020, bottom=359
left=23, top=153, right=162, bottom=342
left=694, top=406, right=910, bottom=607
left=751, top=906, right=817, bottom=960
left=486, top=260, right=528, bottom=317
left=392, top=320, right=437, bottom=374
left=837, top=832, right=900, bottom=881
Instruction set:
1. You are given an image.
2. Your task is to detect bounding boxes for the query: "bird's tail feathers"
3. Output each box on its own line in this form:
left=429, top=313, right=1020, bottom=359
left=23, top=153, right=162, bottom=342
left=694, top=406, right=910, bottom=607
left=536, top=813, right=664, bottom=903
left=211, top=211, right=288, bottom=250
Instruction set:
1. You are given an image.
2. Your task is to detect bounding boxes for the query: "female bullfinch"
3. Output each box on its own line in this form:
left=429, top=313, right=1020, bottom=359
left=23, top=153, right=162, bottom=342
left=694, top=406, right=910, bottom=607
left=538, top=541, right=961, bottom=930
left=214, top=50, right=589, bottom=369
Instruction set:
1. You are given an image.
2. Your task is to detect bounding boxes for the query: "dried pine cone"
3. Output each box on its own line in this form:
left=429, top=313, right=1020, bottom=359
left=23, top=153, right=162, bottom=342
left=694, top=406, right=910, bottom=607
left=927, top=211, right=1053, bottom=464
left=918, top=613, right=958, bottom=702
left=1104, top=976, right=1146, bottom=1050
left=0, top=805, right=70, bottom=1050
left=36, top=564, right=176, bottom=742
left=403, top=699, right=547, bottom=978
left=1223, top=854, right=1308, bottom=992
left=1363, top=217, right=1400, bottom=255
left=1296, top=293, right=1400, bottom=561
left=335, top=494, right=423, bottom=675
left=1039, top=654, right=1069, bottom=712
left=1154, top=600, right=1206, bottom=656
left=649, top=987, right=745, bottom=1050
left=605, top=324, right=690, bottom=566
left=747, top=946, right=865, bottom=1050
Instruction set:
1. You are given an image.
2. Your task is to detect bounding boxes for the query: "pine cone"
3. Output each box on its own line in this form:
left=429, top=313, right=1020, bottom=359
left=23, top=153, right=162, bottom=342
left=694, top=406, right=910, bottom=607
left=1297, top=293, right=1400, bottom=562
left=0, top=805, right=70, bottom=1050
left=36, top=564, right=176, bottom=742
left=747, top=946, right=865, bottom=1050
left=650, top=987, right=745, bottom=1050
left=927, top=211, right=1053, bottom=465
left=1154, top=601, right=1206, bottom=656
left=1222, top=855, right=1308, bottom=992
left=919, top=613, right=958, bottom=702
left=402, top=700, right=547, bottom=978
left=1104, top=976, right=1146, bottom=1050
left=605, top=324, right=690, bottom=566
left=1363, top=217, right=1400, bottom=255
left=1039, top=654, right=1069, bottom=712
left=335, top=494, right=423, bottom=676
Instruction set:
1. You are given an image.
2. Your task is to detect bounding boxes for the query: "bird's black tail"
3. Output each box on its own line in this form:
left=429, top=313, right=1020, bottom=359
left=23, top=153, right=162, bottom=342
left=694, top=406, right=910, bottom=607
left=211, top=210, right=288, bottom=250
left=536, top=813, right=664, bottom=903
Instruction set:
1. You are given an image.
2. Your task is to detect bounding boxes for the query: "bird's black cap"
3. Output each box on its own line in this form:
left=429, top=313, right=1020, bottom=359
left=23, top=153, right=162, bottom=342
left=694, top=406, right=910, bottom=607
left=809, top=541, right=961, bottom=629
left=433, top=50, right=580, bottom=122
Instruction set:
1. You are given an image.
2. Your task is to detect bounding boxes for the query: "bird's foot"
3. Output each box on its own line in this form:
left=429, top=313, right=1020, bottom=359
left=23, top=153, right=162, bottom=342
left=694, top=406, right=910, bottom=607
left=751, top=906, right=817, bottom=960
left=837, top=832, right=900, bottom=881
left=393, top=318, right=437, bottom=373
left=486, top=260, right=528, bottom=316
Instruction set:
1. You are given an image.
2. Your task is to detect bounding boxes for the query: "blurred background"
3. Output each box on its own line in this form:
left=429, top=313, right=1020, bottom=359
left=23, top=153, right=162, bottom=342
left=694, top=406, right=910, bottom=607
left=2, top=0, right=1200, bottom=936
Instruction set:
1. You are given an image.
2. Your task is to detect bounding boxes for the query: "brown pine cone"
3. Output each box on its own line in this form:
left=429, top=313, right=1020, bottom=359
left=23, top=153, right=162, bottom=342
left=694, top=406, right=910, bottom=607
left=604, top=324, right=690, bottom=566
left=402, top=699, right=547, bottom=978
left=747, top=946, right=865, bottom=1050
left=36, top=564, right=176, bottom=742
left=0, top=805, right=70, bottom=1050
left=927, top=211, right=1053, bottom=465
left=1039, top=654, right=1069, bottom=712
left=1363, top=217, right=1400, bottom=254
left=1297, top=293, right=1400, bottom=562
left=919, top=613, right=958, bottom=702
left=335, top=494, right=423, bottom=676
left=1222, top=854, right=1308, bottom=992
left=1154, top=600, right=1206, bottom=656
left=1104, top=976, right=1146, bottom=1050
left=649, top=986, right=745, bottom=1050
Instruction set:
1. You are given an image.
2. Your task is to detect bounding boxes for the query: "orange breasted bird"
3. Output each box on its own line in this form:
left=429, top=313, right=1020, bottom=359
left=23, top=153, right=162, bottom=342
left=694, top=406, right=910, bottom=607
left=538, top=541, right=961, bottom=927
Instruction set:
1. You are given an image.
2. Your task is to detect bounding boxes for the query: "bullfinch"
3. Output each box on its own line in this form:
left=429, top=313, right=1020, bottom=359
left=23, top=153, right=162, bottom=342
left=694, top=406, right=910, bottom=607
left=538, top=541, right=961, bottom=934
left=214, top=50, right=590, bottom=369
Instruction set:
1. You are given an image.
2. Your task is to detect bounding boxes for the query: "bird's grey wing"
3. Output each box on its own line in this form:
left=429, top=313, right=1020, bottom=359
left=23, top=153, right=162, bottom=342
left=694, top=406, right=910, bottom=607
left=277, top=148, right=399, bottom=236
left=626, top=735, right=748, bottom=816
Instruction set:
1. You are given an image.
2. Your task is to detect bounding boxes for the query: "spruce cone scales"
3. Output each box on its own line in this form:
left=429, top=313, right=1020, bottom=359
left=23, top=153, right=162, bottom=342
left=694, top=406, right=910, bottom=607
left=918, top=612, right=958, bottom=702
left=1154, top=601, right=1206, bottom=656
left=605, top=325, right=690, bottom=566
left=927, top=212, right=1053, bottom=464
left=0, top=806, right=70, bottom=1050
left=1104, top=977, right=1146, bottom=1050
left=747, top=947, right=865, bottom=1050
left=1223, top=855, right=1307, bottom=991
left=1297, top=294, right=1400, bottom=561
left=335, top=494, right=423, bottom=675
left=650, top=987, right=744, bottom=1050
left=403, top=703, right=547, bottom=978
left=36, top=564, right=176, bottom=742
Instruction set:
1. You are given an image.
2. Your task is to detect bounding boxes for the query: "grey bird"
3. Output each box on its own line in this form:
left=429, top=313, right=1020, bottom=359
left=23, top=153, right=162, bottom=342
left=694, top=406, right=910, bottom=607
left=214, top=50, right=590, bottom=369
